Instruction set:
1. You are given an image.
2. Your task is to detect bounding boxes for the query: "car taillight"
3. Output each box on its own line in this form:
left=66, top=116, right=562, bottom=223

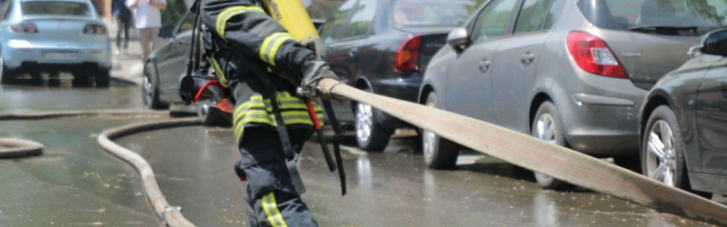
left=10, top=23, right=38, bottom=33
left=394, top=34, right=422, bottom=72
left=566, top=31, right=627, bottom=78
left=84, top=24, right=106, bottom=34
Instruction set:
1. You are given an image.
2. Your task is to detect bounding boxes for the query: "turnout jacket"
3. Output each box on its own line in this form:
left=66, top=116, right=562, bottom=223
left=198, top=0, right=324, bottom=142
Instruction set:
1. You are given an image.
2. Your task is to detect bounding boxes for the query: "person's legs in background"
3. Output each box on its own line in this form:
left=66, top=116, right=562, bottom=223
left=121, top=16, right=130, bottom=55
left=115, top=15, right=124, bottom=55
left=138, top=28, right=152, bottom=62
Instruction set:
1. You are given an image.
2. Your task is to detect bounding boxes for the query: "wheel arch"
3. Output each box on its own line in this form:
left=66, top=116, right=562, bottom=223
left=529, top=92, right=554, bottom=132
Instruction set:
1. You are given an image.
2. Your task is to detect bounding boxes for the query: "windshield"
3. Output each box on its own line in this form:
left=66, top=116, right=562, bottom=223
left=22, top=1, right=92, bottom=17
left=578, top=0, right=727, bottom=35
left=393, top=0, right=476, bottom=27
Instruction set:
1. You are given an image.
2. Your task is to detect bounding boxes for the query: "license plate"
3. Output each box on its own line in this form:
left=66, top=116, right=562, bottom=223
left=44, top=51, right=78, bottom=60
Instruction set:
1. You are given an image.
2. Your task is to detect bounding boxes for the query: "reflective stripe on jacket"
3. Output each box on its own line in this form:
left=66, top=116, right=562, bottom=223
left=199, top=0, right=321, bottom=141
left=233, top=92, right=324, bottom=140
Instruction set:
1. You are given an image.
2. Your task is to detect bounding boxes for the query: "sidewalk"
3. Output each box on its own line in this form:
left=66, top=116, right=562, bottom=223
left=105, top=19, right=145, bottom=85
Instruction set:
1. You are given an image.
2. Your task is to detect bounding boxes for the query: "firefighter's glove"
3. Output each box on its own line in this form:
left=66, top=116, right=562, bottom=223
left=299, top=59, right=339, bottom=100
left=179, top=75, right=195, bottom=105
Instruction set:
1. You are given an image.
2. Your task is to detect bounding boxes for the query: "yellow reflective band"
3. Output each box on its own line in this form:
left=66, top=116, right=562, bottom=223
left=215, top=6, right=265, bottom=39
left=259, top=33, right=292, bottom=66
left=209, top=55, right=229, bottom=88
left=268, top=193, right=288, bottom=227
left=261, top=194, right=282, bottom=227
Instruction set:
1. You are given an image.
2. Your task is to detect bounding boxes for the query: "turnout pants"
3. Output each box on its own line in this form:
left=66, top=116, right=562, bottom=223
left=239, top=127, right=318, bottom=227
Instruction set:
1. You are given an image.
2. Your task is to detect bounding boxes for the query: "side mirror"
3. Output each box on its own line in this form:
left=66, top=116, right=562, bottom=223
left=159, top=25, right=174, bottom=39
left=447, top=27, right=468, bottom=51
left=701, top=29, right=727, bottom=57
left=687, top=45, right=702, bottom=59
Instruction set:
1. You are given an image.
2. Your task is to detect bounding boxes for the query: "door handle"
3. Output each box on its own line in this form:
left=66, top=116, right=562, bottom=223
left=349, top=48, right=358, bottom=58
left=479, top=59, right=491, bottom=73
left=177, top=40, right=185, bottom=46
left=521, top=52, right=535, bottom=64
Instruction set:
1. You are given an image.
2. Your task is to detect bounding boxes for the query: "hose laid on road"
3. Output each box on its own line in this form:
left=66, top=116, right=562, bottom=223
left=0, top=109, right=197, bottom=226
left=318, top=78, right=727, bottom=226
left=0, top=138, right=43, bottom=158
left=98, top=117, right=200, bottom=227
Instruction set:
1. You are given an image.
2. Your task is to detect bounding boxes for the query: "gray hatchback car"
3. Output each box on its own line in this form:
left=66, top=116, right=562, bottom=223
left=420, top=0, right=724, bottom=189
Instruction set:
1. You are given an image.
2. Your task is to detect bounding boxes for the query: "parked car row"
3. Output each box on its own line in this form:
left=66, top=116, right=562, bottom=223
left=321, top=0, right=727, bottom=197
left=416, top=0, right=727, bottom=196
left=144, top=0, right=727, bottom=197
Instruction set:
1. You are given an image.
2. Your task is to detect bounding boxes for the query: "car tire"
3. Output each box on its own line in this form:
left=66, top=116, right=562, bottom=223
left=422, top=92, right=460, bottom=169
left=71, top=73, right=93, bottom=87
left=642, top=106, right=711, bottom=198
left=198, top=104, right=231, bottom=127
left=355, top=87, right=394, bottom=152
left=0, top=57, right=17, bottom=84
left=95, top=69, right=111, bottom=87
left=532, top=101, right=574, bottom=190
left=142, top=65, right=168, bottom=110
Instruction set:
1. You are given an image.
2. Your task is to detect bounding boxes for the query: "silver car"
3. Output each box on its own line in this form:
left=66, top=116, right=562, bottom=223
left=0, top=0, right=112, bottom=86
left=420, top=0, right=722, bottom=189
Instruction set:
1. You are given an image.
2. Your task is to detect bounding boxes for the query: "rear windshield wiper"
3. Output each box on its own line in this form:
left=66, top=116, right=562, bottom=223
left=629, top=25, right=699, bottom=35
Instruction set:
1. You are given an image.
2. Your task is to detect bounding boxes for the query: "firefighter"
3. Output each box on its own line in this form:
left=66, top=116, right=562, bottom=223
left=192, top=0, right=339, bottom=226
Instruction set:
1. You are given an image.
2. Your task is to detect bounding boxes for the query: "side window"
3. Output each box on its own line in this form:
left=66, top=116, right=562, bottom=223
left=513, top=0, right=553, bottom=34
left=543, top=0, right=565, bottom=30
left=470, top=0, right=518, bottom=44
left=176, top=12, right=195, bottom=34
left=320, top=0, right=358, bottom=43
left=342, top=0, right=377, bottom=38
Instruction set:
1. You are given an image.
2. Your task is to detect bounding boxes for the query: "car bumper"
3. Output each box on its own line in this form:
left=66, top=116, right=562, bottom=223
left=557, top=73, right=647, bottom=156
left=2, top=39, right=111, bottom=70
left=369, top=73, right=422, bottom=126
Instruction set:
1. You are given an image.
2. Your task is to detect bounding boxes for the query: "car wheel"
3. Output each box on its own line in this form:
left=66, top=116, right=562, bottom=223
left=142, top=66, right=168, bottom=109
left=95, top=69, right=111, bottom=87
left=0, top=56, right=17, bottom=84
left=642, top=106, right=711, bottom=198
left=198, top=104, right=231, bottom=127
left=532, top=101, right=573, bottom=190
left=422, top=92, right=459, bottom=169
left=355, top=88, right=394, bottom=152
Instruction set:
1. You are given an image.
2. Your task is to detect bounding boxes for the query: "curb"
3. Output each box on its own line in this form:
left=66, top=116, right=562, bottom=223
left=0, top=138, right=43, bottom=158
left=98, top=117, right=200, bottom=227
left=111, top=76, right=139, bottom=85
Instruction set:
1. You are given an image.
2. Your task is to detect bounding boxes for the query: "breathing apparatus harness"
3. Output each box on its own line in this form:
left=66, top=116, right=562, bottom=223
left=179, top=0, right=346, bottom=196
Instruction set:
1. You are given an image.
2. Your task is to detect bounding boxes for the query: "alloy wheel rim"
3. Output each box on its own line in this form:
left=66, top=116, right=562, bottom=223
left=423, top=101, right=437, bottom=161
left=536, top=114, right=557, bottom=144
left=356, top=102, right=373, bottom=142
left=143, top=75, right=153, bottom=106
left=646, top=120, right=677, bottom=186
left=535, top=114, right=557, bottom=180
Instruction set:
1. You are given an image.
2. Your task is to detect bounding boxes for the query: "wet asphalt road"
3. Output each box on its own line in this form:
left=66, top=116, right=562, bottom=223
left=0, top=81, right=724, bottom=226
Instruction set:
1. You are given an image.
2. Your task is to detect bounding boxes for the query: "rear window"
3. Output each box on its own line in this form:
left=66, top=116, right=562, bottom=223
left=22, top=1, right=91, bottom=17
left=578, top=0, right=727, bottom=35
left=393, top=0, right=476, bottom=27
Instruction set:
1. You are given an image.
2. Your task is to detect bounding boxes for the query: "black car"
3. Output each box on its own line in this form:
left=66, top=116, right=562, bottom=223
left=320, top=0, right=475, bottom=151
left=640, top=29, right=727, bottom=197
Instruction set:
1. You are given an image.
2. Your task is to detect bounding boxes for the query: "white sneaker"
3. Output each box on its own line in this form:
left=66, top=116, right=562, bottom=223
left=115, top=49, right=121, bottom=56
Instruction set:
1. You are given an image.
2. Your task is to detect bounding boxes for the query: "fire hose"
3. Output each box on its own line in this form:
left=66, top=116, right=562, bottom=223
left=316, top=78, right=727, bottom=226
